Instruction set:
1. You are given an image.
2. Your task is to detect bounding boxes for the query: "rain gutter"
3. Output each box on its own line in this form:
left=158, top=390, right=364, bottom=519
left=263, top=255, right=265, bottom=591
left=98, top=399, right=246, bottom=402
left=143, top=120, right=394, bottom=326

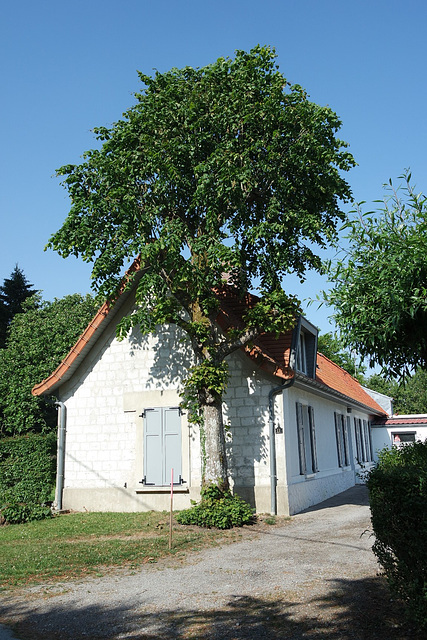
left=55, top=401, right=66, bottom=511
left=268, top=376, right=295, bottom=515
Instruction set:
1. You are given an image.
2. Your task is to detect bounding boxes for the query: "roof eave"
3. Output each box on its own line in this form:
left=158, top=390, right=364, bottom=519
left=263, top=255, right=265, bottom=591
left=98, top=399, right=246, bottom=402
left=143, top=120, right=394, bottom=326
left=294, top=372, right=387, bottom=417
left=32, top=260, right=143, bottom=397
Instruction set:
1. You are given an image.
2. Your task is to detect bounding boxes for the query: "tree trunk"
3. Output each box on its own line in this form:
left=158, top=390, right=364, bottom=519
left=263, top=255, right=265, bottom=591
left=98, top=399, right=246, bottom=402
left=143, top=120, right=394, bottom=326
left=202, top=395, right=229, bottom=492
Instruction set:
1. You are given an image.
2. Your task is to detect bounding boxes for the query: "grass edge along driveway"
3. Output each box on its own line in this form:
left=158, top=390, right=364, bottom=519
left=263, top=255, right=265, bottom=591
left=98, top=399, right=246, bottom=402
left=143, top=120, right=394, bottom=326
left=0, top=511, right=282, bottom=589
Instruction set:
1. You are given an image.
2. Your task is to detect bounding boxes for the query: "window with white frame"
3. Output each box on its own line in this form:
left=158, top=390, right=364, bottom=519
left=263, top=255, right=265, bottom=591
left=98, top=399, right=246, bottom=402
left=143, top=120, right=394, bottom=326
left=392, top=432, right=416, bottom=446
left=296, top=402, right=318, bottom=475
left=293, top=317, right=318, bottom=379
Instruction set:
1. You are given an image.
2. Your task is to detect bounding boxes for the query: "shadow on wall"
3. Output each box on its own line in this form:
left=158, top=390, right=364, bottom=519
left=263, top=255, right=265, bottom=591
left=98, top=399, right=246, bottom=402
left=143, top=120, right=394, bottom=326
left=224, top=368, right=270, bottom=508
left=129, top=323, right=268, bottom=507
left=0, top=575, right=419, bottom=640
left=128, top=323, right=192, bottom=391
left=63, top=451, right=171, bottom=511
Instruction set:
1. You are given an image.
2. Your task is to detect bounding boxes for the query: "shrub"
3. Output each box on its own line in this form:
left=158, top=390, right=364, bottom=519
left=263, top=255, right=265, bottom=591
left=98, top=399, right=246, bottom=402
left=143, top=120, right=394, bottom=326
left=367, top=440, right=427, bottom=629
left=176, top=484, right=255, bottom=529
left=0, top=433, right=56, bottom=524
left=0, top=293, right=98, bottom=437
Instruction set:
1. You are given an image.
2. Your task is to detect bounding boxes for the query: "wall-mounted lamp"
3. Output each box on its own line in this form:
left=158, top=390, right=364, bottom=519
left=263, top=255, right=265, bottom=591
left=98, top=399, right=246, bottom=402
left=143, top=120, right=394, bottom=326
left=347, top=407, right=352, bottom=414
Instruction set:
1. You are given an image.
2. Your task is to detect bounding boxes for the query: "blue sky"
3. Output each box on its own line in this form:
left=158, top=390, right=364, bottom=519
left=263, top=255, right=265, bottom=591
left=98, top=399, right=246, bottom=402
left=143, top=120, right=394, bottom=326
left=1, top=0, right=426, bottom=335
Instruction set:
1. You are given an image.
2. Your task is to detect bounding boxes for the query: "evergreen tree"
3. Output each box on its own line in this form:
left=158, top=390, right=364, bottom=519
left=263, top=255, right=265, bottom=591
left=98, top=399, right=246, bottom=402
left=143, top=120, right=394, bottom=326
left=0, top=265, right=36, bottom=348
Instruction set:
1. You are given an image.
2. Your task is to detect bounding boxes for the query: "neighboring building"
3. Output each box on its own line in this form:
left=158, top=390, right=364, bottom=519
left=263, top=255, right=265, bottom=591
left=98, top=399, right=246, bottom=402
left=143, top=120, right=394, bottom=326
left=371, top=415, right=427, bottom=451
left=33, top=281, right=386, bottom=516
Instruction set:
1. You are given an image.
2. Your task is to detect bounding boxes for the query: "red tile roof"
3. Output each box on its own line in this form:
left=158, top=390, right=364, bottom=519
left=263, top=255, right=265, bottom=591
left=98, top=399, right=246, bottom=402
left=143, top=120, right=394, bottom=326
left=31, top=299, right=111, bottom=397
left=372, top=416, right=427, bottom=426
left=315, top=353, right=385, bottom=414
left=215, top=287, right=294, bottom=380
left=31, top=266, right=385, bottom=415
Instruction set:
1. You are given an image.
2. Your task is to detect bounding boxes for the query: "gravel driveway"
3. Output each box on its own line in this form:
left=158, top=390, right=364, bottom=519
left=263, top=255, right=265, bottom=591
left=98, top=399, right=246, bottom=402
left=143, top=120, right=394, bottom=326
left=0, top=486, right=419, bottom=639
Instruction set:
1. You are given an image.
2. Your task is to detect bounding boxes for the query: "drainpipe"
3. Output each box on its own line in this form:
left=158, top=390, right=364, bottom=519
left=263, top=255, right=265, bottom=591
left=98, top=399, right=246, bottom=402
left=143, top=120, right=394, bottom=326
left=268, top=377, right=295, bottom=515
left=55, top=401, right=66, bottom=511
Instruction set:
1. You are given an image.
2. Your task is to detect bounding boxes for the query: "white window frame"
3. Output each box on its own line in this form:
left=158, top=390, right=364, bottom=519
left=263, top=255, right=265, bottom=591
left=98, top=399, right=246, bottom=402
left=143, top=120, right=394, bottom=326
left=392, top=431, right=416, bottom=446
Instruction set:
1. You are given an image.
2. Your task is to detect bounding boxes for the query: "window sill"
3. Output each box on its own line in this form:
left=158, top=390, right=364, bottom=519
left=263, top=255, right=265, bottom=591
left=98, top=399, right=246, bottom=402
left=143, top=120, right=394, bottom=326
left=135, top=486, right=189, bottom=494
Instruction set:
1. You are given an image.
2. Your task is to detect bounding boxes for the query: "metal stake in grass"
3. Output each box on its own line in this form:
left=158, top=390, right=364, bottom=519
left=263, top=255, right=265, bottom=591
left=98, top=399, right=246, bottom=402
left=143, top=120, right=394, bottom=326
left=169, top=468, right=173, bottom=550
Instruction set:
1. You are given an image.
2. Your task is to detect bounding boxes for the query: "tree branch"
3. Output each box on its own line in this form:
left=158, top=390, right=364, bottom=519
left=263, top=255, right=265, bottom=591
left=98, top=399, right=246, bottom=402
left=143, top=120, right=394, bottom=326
left=215, top=325, right=262, bottom=361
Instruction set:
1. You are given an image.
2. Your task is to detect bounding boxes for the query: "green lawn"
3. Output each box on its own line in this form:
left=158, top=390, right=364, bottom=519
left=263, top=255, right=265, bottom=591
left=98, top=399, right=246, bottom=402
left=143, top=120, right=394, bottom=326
left=0, top=511, right=241, bottom=588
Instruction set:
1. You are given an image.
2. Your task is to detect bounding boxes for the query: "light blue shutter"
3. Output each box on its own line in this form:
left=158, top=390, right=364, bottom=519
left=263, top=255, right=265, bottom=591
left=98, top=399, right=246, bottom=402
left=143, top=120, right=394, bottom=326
left=296, top=402, right=306, bottom=475
left=143, top=407, right=182, bottom=486
left=346, top=416, right=354, bottom=468
left=144, top=408, right=163, bottom=485
left=342, top=414, right=350, bottom=466
left=359, top=419, right=368, bottom=462
left=163, top=407, right=182, bottom=485
left=363, top=420, right=372, bottom=461
left=308, top=406, right=318, bottom=472
left=334, top=412, right=343, bottom=467
left=354, top=417, right=362, bottom=462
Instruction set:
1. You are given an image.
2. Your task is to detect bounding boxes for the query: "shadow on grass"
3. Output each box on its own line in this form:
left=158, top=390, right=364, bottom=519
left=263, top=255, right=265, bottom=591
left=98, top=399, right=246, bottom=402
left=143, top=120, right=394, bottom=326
left=0, top=575, right=422, bottom=640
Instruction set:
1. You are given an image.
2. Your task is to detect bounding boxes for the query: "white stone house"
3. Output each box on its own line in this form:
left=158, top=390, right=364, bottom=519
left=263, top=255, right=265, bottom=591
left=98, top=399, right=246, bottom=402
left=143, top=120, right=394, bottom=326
left=33, top=281, right=387, bottom=516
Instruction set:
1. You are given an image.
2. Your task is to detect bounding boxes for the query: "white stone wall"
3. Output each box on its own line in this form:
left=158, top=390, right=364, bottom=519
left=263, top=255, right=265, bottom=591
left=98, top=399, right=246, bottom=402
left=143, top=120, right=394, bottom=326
left=224, top=352, right=274, bottom=488
left=57, top=315, right=376, bottom=516
left=58, top=318, right=277, bottom=513
left=283, top=384, right=375, bottom=514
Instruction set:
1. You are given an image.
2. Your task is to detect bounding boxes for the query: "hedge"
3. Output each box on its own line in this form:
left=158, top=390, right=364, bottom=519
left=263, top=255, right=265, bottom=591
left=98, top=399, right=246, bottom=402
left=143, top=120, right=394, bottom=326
left=0, top=433, right=56, bottom=524
left=367, top=440, right=427, bottom=629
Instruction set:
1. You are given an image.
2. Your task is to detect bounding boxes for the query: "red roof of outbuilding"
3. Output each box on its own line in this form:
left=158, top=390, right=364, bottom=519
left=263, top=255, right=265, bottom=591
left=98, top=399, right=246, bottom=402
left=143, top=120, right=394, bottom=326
left=372, top=416, right=427, bottom=426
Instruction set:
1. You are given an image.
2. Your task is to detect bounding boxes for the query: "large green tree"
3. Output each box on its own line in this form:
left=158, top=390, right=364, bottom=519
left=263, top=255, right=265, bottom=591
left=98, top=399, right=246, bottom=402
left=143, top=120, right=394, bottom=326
left=0, top=293, right=97, bottom=437
left=326, top=172, right=427, bottom=379
left=48, top=46, right=355, bottom=489
left=0, top=265, right=36, bottom=348
left=366, top=370, right=427, bottom=415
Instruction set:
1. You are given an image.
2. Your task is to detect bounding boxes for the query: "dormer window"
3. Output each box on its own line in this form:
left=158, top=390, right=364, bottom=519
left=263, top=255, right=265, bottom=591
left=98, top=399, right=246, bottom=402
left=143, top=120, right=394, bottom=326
left=296, top=332, right=308, bottom=374
left=292, top=317, right=318, bottom=378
